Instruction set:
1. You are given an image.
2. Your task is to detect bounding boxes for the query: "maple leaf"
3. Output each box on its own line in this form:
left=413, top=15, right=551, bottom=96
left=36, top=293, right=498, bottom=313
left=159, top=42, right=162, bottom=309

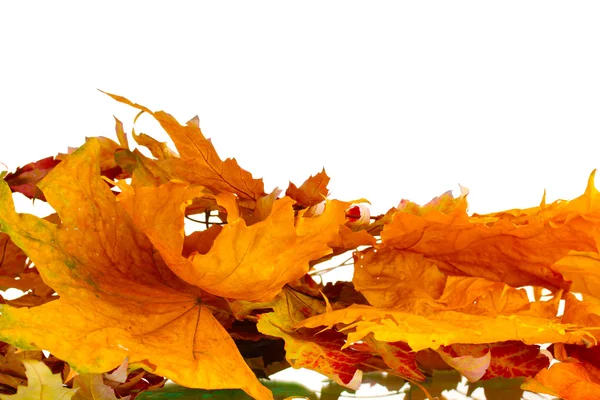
left=0, top=233, right=55, bottom=308
left=432, top=341, right=551, bottom=383
left=362, top=337, right=426, bottom=382
left=553, top=251, right=600, bottom=300
left=72, top=373, right=128, bottom=400
left=436, top=276, right=534, bottom=317
left=102, top=91, right=266, bottom=201
left=522, top=361, right=600, bottom=400
left=0, top=343, right=44, bottom=393
left=295, top=304, right=593, bottom=352
left=327, top=225, right=376, bottom=254
left=0, top=360, right=77, bottom=400
left=131, top=132, right=177, bottom=160
left=380, top=173, right=600, bottom=292
left=258, top=316, right=370, bottom=390
left=562, top=293, right=600, bottom=342
left=117, top=181, right=348, bottom=301
left=353, top=247, right=446, bottom=311
left=0, top=140, right=273, bottom=399
left=286, top=169, right=330, bottom=208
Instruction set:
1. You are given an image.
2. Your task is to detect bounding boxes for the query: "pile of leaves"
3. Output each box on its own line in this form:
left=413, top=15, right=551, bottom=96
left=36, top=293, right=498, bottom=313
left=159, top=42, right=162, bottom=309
left=0, top=92, right=599, bottom=400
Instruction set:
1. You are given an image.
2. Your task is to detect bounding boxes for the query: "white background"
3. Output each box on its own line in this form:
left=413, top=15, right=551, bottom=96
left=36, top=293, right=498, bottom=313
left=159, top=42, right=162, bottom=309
left=1, top=2, right=598, bottom=399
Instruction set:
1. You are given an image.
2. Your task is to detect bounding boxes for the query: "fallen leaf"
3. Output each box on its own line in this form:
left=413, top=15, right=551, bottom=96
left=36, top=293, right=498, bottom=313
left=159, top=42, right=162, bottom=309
left=102, top=91, right=266, bottom=201
left=117, top=181, right=348, bottom=301
left=0, top=233, right=56, bottom=308
left=295, top=304, right=593, bottom=352
left=327, top=225, right=376, bottom=254
left=362, top=336, right=426, bottom=382
left=72, top=373, right=127, bottom=400
left=258, top=315, right=369, bottom=390
left=0, top=360, right=77, bottom=400
left=0, top=343, right=44, bottom=393
left=436, top=343, right=491, bottom=382
left=353, top=247, right=446, bottom=311
left=0, top=140, right=273, bottom=400
left=3, top=157, right=60, bottom=201
left=481, top=341, right=550, bottom=380
left=286, top=169, right=330, bottom=208
left=381, top=173, right=600, bottom=292
left=522, top=361, right=600, bottom=400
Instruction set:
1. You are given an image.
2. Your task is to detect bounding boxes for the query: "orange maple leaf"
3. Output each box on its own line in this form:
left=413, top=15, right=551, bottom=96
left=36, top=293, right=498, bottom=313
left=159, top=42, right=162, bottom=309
left=116, top=181, right=348, bottom=302
left=286, top=169, right=330, bottom=208
left=102, top=91, right=266, bottom=201
left=381, top=173, right=600, bottom=292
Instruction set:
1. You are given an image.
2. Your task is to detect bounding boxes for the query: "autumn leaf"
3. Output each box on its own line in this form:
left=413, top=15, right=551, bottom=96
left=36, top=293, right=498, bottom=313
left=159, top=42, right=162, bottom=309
left=117, top=181, right=348, bottom=301
left=436, top=277, right=534, bottom=317
left=286, top=169, right=330, bottom=208
left=553, top=251, right=600, bottom=300
left=102, top=91, right=266, bottom=201
left=295, top=304, right=593, bottom=352
left=491, top=342, right=552, bottom=379
left=0, top=360, right=77, bottom=400
left=380, top=173, right=600, bottom=292
left=3, top=156, right=60, bottom=201
left=522, top=361, right=600, bottom=400
left=72, top=373, right=128, bottom=400
left=327, top=225, right=376, bottom=254
left=353, top=247, right=446, bottom=311
left=434, top=341, right=551, bottom=383
left=113, top=117, right=129, bottom=149
left=0, top=343, right=44, bottom=393
left=132, top=132, right=177, bottom=160
left=436, top=343, right=491, bottom=382
left=362, top=337, right=426, bottom=382
left=258, top=315, right=370, bottom=390
left=562, top=293, right=600, bottom=343
left=0, top=233, right=56, bottom=308
left=0, top=140, right=273, bottom=400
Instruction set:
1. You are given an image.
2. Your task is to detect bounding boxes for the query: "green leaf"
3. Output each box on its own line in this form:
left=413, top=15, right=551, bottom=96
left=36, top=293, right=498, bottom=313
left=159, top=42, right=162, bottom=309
left=136, top=380, right=317, bottom=400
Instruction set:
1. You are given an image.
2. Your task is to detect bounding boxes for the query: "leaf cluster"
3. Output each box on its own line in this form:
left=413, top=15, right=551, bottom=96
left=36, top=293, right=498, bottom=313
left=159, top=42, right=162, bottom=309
left=0, top=93, right=599, bottom=399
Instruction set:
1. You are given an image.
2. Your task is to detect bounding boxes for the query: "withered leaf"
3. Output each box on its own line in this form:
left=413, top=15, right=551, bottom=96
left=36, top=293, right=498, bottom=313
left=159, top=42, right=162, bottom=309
left=295, top=304, right=593, bottom=352
left=0, top=360, right=77, bottom=400
left=117, top=182, right=348, bottom=302
left=0, top=140, right=273, bottom=400
left=3, top=157, right=60, bottom=201
left=381, top=173, right=600, bottom=292
left=286, top=169, right=330, bottom=208
left=103, top=91, right=266, bottom=201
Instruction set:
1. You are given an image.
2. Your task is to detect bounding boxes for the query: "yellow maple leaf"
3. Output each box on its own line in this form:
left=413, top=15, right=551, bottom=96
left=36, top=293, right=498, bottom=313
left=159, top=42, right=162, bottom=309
left=0, top=140, right=273, bottom=400
left=295, top=304, right=594, bottom=352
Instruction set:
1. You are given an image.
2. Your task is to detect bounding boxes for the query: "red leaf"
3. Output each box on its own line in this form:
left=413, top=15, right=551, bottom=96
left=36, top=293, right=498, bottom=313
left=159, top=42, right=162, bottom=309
left=4, top=157, right=60, bottom=200
left=482, top=341, right=550, bottom=379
